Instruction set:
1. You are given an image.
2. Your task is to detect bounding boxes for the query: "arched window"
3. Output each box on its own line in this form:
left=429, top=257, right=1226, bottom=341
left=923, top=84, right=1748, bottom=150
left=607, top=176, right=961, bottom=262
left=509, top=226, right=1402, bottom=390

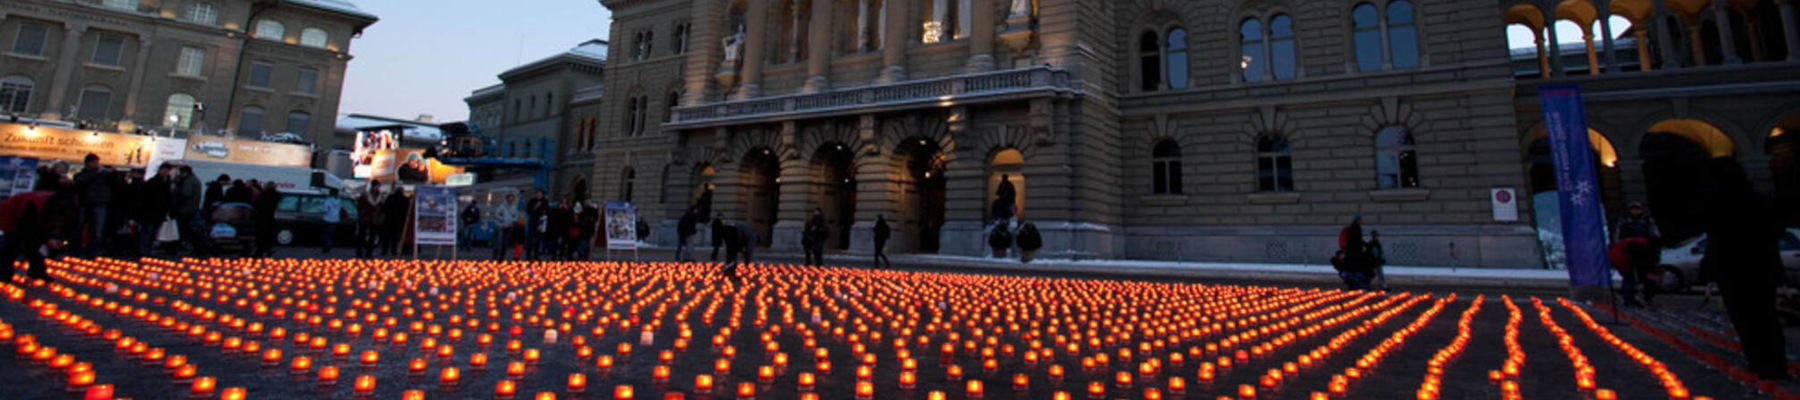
left=1239, top=19, right=1266, bottom=82
left=663, top=90, right=681, bottom=122
left=1375, top=126, right=1419, bottom=188
left=544, top=92, right=554, bottom=118
left=285, top=110, right=312, bottom=135
left=1138, top=31, right=1162, bottom=91
left=1166, top=28, right=1189, bottom=89
left=621, top=168, right=637, bottom=203
left=1270, top=15, right=1297, bottom=80
left=238, top=106, right=265, bottom=135
left=1352, top=4, right=1382, bottom=72
left=255, top=20, right=285, bottom=40
left=184, top=3, right=217, bottom=25
left=163, top=93, right=196, bottom=129
left=1386, top=0, right=1418, bottom=68
left=1256, top=134, right=1294, bottom=192
left=76, top=85, right=113, bottom=121
left=1, top=76, right=35, bottom=113
left=673, top=23, right=690, bottom=54
left=1151, top=139, right=1182, bottom=195
left=300, top=28, right=328, bottom=48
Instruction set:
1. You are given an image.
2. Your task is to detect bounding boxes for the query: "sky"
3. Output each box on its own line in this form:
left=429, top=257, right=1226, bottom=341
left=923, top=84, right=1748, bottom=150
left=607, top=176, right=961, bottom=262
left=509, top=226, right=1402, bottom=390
left=1507, top=16, right=1633, bottom=51
left=337, top=0, right=612, bottom=123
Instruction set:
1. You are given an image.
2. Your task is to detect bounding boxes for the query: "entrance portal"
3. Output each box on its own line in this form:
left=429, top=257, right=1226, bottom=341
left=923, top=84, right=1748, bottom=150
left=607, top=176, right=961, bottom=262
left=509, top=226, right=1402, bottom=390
left=814, top=144, right=857, bottom=250
left=899, top=139, right=947, bottom=253
left=1771, top=114, right=1800, bottom=227
left=740, top=148, right=780, bottom=247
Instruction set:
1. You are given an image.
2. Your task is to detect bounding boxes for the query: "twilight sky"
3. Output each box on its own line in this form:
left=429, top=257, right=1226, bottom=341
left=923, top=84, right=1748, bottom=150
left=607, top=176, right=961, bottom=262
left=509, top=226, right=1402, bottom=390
left=338, top=0, right=612, bottom=123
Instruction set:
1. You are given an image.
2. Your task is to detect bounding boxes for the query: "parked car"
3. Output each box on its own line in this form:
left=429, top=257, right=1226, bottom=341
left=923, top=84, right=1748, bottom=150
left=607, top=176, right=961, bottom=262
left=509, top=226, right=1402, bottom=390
left=270, top=188, right=358, bottom=246
left=1658, top=228, right=1800, bottom=290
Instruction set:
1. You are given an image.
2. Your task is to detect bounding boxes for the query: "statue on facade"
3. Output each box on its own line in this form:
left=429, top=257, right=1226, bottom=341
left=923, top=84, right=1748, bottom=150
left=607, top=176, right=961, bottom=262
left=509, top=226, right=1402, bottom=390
left=721, top=25, right=746, bottom=61
left=1009, top=0, right=1031, bottom=18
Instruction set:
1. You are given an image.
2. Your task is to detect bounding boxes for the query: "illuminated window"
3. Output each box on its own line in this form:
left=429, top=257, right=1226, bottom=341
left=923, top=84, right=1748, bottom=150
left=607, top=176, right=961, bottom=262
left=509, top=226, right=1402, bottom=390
left=1376, top=126, right=1419, bottom=188
left=256, top=20, right=285, bottom=40
left=300, top=28, right=328, bottom=48
left=163, top=93, right=196, bottom=128
left=184, top=3, right=217, bottom=25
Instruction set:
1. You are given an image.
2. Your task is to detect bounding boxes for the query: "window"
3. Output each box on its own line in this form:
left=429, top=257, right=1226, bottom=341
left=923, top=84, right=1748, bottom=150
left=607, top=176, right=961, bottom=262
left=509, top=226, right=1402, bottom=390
left=626, top=95, right=649, bottom=136
left=921, top=0, right=969, bottom=43
left=1352, top=4, right=1382, bottom=72
left=1166, top=28, right=1189, bottom=89
left=1387, top=0, right=1418, bottom=69
left=163, top=93, right=196, bottom=128
left=1151, top=139, right=1182, bottom=195
left=529, top=96, right=537, bottom=119
left=76, top=86, right=112, bottom=121
left=238, top=106, right=265, bottom=134
left=177, top=46, right=206, bottom=77
left=300, top=28, right=328, bottom=48
left=544, top=93, right=553, bottom=118
left=11, top=24, right=49, bottom=56
left=247, top=62, right=272, bottom=88
left=1375, top=126, right=1419, bottom=188
left=673, top=23, right=690, bottom=54
left=102, top=0, right=137, bottom=11
left=1353, top=1, right=1418, bottom=72
left=285, top=111, right=311, bottom=135
left=663, top=91, right=681, bottom=122
left=255, top=20, right=285, bottom=40
left=1138, top=32, right=1161, bottom=91
left=184, top=3, right=218, bottom=26
left=1240, top=15, right=1297, bottom=82
left=295, top=67, right=318, bottom=95
left=1256, top=134, right=1294, bottom=192
left=634, top=31, right=654, bottom=60
left=1, top=76, right=34, bottom=113
left=513, top=99, right=521, bottom=123
left=621, top=168, right=636, bottom=203
left=92, top=35, right=125, bottom=66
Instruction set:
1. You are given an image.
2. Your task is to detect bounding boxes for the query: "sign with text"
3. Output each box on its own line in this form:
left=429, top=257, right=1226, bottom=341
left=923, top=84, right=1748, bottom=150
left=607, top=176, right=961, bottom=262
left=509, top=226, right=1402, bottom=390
left=1491, top=188, right=1519, bottom=222
left=183, top=137, right=311, bottom=167
left=0, top=156, right=38, bottom=197
left=0, top=124, right=155, bottom=166
left=412, top=186, right=458, bottom=246
left=1539, top=85, right=1609, bottom=288
left=143, top=138, right=188, bottom=179
left=604, top=201, right=636, bottom=250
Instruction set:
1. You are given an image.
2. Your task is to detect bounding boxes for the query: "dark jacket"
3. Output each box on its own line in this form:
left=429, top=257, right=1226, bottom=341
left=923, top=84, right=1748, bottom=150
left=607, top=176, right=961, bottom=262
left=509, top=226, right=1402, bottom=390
left=1613, top=215, right=1662, bottom=243
left=72, top=168, right=112, bottom=205
left=873, top=218, right=891, bottom=244
left=1017, top=222, right=1042, bottom=250
left=138, top=176, right=171, bottom=222
left=252, top=189, right=282, bottom=223
left=461, top=204, right=481, bottom=226
left=803, top=214, right=829, bottom=244
left=381, top=192, right=410, bottom=228
left=677, top=212, right=698, bottom=237
left=172, top=175, right=201, bottom=216
left=203, top=181, right=225, bottom=207
left=1701, top=194, right=1785, bottom=285
left=1339, top=223, right=1365, bottom=254
left=548, top=205, right=572, bottom=238
left=357, top=195, right=381, bottom=226
left=225, top=184, right=254, bottom=204
left=578, top=205, right=599, bottom=238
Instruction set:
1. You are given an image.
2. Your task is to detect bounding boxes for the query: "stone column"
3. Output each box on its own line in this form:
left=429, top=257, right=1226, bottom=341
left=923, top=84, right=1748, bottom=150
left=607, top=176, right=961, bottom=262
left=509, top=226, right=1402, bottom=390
left=1597, top=3, right=1619, bottom=72
left=1653, top=0, right=1682, bottom=69
left=734, top=0, right=771, bottom=99
left=43, top=23, right=87, bottom=120
left=1687, top=24, right=1707, bottom=65
left=802, top=0, right=835, bottom=92
left=1712, top=0, right=1742, bottom=64
left=849, top=115, right=897, bottom=253
left=772, top=122, right=810, bottom=251
left=1543, top=10, right=1565, bottom=76
left=965, top=0, right=996, bottom=72
left=1583, top=31, right=1600, bottom=75
left=1633, top=26, right=1653, bottom=70
left=877, top=0, right=911, bottom=83
left=1780, top=0, right=1800, bottom=61
left=788, top=0, right=806, bottom=63
left=939, top=107, right=985, bottom=256
left=1535, top=31, right=1551, bottom=78
left=123, top=37, right=153, bottom=124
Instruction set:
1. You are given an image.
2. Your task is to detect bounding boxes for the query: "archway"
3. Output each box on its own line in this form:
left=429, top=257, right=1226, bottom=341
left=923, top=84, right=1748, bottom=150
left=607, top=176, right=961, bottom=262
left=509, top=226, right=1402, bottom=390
left=1770, top=113, right=1800, bottom=227
left=1527, top=128, right=1624, bottom=223
left=692, top=164, right=716, bottom=217
left=812, top=143, right=857, bottom=250
left=897, top=138, right=947, bottom=253
left=1641, top=118, right=1735, bottom=243
left=987, top=148, right=1024, bottom=222
left=739, top=149, right=780, bottom=247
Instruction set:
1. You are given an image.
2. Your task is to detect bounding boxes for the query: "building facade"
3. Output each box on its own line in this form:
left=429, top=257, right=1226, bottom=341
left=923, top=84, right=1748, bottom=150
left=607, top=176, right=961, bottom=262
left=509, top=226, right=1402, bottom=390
left=0, top=0, right=375, bottom=152
left=463, top=40, right=608, bottom=197
left=588, top=0, right=1800, bottom=268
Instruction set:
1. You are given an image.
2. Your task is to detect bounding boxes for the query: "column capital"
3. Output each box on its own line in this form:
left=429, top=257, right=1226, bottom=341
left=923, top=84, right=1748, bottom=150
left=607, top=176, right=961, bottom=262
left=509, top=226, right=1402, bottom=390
left=63, top=22, right=89, bottom=35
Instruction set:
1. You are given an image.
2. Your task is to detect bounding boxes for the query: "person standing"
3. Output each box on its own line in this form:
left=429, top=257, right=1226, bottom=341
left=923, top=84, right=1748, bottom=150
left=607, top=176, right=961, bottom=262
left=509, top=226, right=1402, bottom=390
left=491, top=193, right=522, bottom=261
left=138, top=165, right=174, bottom=257
left=380, top=186, right=410, bottom=256
left=321, top=188, right=342, bottom=254
left=576, top=200, right=599, bottom=260
left=72, top=154, right=113, bottom=258
left=203, top=174, right=229, bottom=209
left=547, top=197, right=572, bottom=260
left=1335, top=215, right=1372, bottom=290
left=459, top=202, right=481, bottom=250
left=0, top=189, right=78, bottom=283
left=1699, top=159, right=1790, bottom=380
left=251, top=181, right=283, bottom=257
left=525, top=190, right=549, bottom=260
left=872, top=214, right=892, bottom=269
left=803, top=207, right=829, bottom=266
left=1367, top=230, right=1389, bottom=291
left=173, top=166, right=203, bottom=256
left=676, top=208, right=699, bottom=262
left=106, top=172, right=140, bottom=257
left=355, top=183, right=382, bottom=258
left=1612, top=201, right=1662, bottom=244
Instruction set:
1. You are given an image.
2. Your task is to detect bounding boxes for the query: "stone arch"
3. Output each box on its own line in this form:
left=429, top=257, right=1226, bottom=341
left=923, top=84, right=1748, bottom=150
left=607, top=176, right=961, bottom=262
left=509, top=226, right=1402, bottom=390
left=1644, top=118, right=1736, bottom=157
left=1358, top=97, right=1428, bottom=140
left=879, top=112, right=957, bottom=160
left=970, top=125, right=1038, bottom=160
left=720, top=125, right=792, bottom=165
left=799, top=120, right=868, bottom=162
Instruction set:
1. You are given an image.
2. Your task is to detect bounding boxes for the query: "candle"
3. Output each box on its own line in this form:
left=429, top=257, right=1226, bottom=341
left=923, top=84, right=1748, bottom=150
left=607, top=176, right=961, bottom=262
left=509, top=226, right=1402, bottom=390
left=696, top=374, right=715, bottom=393
left=82, top=384, right=113, bottom=400
left=221, top=387, right=246, bottom=400
left=496, top=380, right=518, bottom=398
left=799, top=372, right=816, bottom=390
left=354, top=375, right=376, bottom=393
left=192, top=376, right=217, bottom=395
left=440, top=367, right=460, bottom=384
left=68, top=370, right=96, bottom=390
left=569, top=373, right=588, bottom=392
left=613, top=385, right=633, bottom=399
left=319, top=366, right=340, bottom=384
left=856, top=381, right=875, bottom=399
left=901, top=371, right=917, bottom=389
left=736, top=382, right=755, bottom=400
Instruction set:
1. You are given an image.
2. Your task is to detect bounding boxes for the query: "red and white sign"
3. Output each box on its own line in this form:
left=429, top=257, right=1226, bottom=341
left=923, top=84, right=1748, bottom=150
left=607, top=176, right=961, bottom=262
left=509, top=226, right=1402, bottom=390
left=1491, top=188, right=1519, bottom=222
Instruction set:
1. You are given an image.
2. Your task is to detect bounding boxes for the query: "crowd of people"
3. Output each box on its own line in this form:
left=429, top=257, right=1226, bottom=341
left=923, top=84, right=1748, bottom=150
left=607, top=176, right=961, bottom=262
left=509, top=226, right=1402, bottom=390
left=476, top=189, right=604, bottom=262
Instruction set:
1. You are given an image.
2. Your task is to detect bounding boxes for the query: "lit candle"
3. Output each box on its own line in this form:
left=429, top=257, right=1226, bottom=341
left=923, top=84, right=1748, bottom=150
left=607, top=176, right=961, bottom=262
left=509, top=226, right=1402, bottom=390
left=354, top=375, right=376, bottom=394
left=192, top=376, right=217, bottom=395
left=221, top=387, right=246, bottom=400
left=799, top=372, right=816, bottom=390
left=440, top=367, right=461, bottom=384
left=496, top=380, right=519, bottom=398
left=569, top=373, right=587, bottom=393
left=82, top=384, right=113, bottom=400
left=613, top=385, right=633, bottom=400
left=696, top=374, right=715, bottom=393
left=736, top=382, right=755, bottom=400
left=68, top=370, right=96, bottom=390
left=319, top=366, right=340, bottom=384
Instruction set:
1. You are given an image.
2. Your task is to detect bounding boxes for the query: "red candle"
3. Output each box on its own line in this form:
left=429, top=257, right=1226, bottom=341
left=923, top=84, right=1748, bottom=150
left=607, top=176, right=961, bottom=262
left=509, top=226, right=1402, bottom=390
left=568, top=373, right=588, bottom=392
left=221, top=387, right=246, bottom=400
left=319, top=366, right=340, bottom=384
left=192, top=376, right=217, bottom=395
left=354, top=375, right=376, bottom=393
left=82, top=384, right=113, bottom=400
left=496, top=380, right=518, bottom=397
left=440, top=367, right=461, bottom=384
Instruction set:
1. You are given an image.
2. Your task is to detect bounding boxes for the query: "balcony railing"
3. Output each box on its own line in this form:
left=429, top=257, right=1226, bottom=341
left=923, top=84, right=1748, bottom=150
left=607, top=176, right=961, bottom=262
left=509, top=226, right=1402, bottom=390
left=670, top=66, right=1075, bottom=127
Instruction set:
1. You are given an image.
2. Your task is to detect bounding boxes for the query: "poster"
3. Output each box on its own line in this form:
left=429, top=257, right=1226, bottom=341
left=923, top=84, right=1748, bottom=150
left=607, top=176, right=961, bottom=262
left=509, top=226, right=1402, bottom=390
left=352, top=127, right=402, bottom=178
left=605, top=201, right=637, bottom=250
left=412, top=186, right=458, bottom=246
left=1490, top=188, right=1519, bottom=222
left=365, top=149, right=463, bottom=185
left=143, top=138, right=187, bottom=179
left=1539, top=84, right=1609, bottom=288
left=0, top=124, right=156, bottom=166
left=0, top=156, right=38, bottom=197
left=184, top=137, right=311, bottom=167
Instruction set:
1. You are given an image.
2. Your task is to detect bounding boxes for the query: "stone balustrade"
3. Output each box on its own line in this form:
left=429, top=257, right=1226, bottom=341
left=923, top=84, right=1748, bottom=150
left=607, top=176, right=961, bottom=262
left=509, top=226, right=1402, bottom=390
left=669, top=66, right=1075, bottom=128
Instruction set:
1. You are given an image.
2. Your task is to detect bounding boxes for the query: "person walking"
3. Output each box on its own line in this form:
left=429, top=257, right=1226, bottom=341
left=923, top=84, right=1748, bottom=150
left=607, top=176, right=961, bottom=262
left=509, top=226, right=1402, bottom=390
left=872, top=214, right=892, bottom=269
left=803, top=207, right=829, bottom=266
left=321, top=188, right=343, bottom=254
left=0, top=188, right=78, bottom=283
left=355, top=183, right=382, bottom=258
left=251, top=181, right=283, bottom=257
left=72, top=154, right=113, bottom=258
left=676, top=207, right=699, bottom=262
left=172, top=166, right=203, bottom=256
left=1699, top=159, right=1790, bottom=380
left=1334, top=215, right=1373, bottom=290
left=138, top=164, right=174, bottom=257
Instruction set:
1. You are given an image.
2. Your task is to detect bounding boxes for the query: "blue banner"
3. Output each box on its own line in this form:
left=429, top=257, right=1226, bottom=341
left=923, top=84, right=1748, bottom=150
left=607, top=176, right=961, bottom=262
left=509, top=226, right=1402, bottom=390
left=1539, top=85, right=1610, bottom=287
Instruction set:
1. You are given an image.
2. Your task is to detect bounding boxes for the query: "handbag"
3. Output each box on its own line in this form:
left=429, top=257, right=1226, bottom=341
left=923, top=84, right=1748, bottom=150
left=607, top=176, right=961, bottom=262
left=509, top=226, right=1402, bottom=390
left=157, top=218, right=181, bottom=242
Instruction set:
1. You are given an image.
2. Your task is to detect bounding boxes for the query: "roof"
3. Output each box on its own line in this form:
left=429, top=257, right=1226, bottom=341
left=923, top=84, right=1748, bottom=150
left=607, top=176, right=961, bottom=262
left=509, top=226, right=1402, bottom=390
left=336, top=114, right=442, bottom=143
left=572, top=85, right=605, bottom=103
left=498, top=40, right=607, bottom=81
left=287, top=0, right=379, bottom=21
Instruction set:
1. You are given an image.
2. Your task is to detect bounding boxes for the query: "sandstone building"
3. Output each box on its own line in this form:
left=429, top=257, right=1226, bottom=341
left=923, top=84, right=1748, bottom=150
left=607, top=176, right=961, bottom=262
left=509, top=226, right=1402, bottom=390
left=585, top=0, right=1800, bottom=268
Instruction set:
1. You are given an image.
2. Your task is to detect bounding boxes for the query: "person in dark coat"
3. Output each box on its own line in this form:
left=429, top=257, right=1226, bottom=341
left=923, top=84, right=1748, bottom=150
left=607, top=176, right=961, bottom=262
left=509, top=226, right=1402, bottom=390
left=72, top=153, right=113, bottom=258
left=459, top=202, right=481, bottom=250
left=1609, top=237, right=1657, bottom=307
left=803, top=207, right=829, bottom=266
left=717, top=218, right=758, bottom=279
left=225, top=180, right=253, bottom=204
left=356, top=182, right=382, bottom=258
left=0, top=188, right=78, bottom=283
left=203, top=174, right=230, bottom=209
left=172, top=166, right=203, bottom=256
left=873, top=214, right=892, bottom=269
left=525, top=190, right=549, bottom=260
left=105, top=172, right=140, bottom=257
left=137, top=165, right=174, bottom=257
left=1612, top=201, right=1662, bottom=245
left=546, top=197, right=572, bottom=260
left=676, top=207, right=699, bottom=261
left=380, top=187, right=410, bottom=256
left=1698, top=158, right=1790, bottom=380
left=251, top=181, right=283, bottom=257
left=576, top=201, right=599, bottom=260
left=710, top=212, right=725, bottom=261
